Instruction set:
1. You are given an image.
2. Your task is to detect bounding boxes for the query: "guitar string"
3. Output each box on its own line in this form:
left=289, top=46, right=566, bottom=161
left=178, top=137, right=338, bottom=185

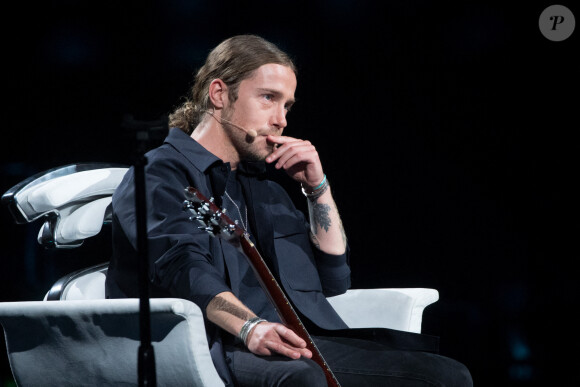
left=224, top=190, right=249, bottom=232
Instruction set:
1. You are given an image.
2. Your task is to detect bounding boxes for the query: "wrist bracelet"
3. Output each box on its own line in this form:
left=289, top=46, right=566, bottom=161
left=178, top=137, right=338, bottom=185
left=302, top=175, right=326, bottom=194
left=311, top=174, right=327, bottom=191
left=301, top=176, right=329, bottom=201
left=239, top=317, right=267, bottom=346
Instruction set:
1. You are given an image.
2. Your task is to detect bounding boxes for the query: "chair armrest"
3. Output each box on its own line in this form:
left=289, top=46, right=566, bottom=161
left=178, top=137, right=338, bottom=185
left=44, top=263, right=108, bottom=301
left=327, top=288, right=439, bottom=333
left=0, top=298, right=224, bottom=387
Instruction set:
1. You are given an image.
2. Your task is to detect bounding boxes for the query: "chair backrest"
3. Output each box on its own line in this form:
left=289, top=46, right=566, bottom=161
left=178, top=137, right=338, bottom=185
left=2, top=163, right=129, bottom=248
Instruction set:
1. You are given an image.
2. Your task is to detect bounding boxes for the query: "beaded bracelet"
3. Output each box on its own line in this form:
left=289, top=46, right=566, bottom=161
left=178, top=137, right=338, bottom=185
left=239, top=317, right=267, bottom=346
left=311, top=174, right=327, bottom=191
left=301, top=175, right=329, bottom=201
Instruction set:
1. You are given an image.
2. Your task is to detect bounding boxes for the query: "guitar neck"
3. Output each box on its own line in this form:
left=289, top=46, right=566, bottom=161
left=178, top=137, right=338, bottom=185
left=238, top=235, right=301, bottom=327
left=183, top=186, right=340, bottom=386
left=238, top=235, right=340, bottom=387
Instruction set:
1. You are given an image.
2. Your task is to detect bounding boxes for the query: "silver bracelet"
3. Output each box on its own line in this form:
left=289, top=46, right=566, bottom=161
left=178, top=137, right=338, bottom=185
left=239, top=317, right=267, bottom=346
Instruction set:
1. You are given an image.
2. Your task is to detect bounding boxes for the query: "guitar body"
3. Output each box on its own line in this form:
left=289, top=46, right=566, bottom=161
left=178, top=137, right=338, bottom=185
left=184, top=186, right=340, bottom=387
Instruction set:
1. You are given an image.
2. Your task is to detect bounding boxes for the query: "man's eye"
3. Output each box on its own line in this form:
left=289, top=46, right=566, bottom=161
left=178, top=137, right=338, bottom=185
left=263, top=94, right=273, bottom=101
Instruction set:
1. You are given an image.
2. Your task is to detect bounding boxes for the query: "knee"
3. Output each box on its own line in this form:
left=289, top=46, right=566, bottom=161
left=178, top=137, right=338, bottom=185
left=278, top=358, right=326, bottom=387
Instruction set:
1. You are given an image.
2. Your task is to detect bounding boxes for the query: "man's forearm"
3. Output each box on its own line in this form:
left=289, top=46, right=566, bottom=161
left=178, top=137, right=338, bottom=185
left=207, top=291, right=310, bottom=359
left=206, top=291, right=256, bottom=337
left=306, top=184, right=347, bottom=255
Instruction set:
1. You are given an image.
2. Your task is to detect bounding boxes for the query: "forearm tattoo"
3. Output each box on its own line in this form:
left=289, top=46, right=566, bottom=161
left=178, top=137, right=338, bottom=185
left=310, top=200, right=347, bottom=247
left=208, top=295, right=252, bottom=321
left=312, top=203, right=332, bottom=232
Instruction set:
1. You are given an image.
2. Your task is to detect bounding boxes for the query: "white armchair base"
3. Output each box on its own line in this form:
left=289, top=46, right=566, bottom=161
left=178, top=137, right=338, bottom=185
left=0, top=298, right=222, bottom=387
left=1, top=288, right=437, bottom=386
left=328, top=288, right=439, bottom=333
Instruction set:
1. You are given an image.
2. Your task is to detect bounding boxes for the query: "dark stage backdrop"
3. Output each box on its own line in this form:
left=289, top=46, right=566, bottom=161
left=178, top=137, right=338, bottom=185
left=1, top=1, right=577, bottom=386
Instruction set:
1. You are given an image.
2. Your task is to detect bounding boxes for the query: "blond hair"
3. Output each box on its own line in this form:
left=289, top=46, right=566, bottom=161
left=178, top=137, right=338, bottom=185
left=169, top=35, right=296, bottom=134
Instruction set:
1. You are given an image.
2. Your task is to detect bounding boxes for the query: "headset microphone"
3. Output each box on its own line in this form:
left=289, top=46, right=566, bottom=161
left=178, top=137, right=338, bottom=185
left=205, top=110, right=258, bottom=138
left=219, top=117, right=258, bottom=138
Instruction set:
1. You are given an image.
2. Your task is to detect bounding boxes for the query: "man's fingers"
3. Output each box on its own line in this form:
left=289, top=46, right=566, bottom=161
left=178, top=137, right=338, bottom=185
left=273, top=326, right=313, bottom=358
left=266, top=140, right=315, bottom=166
left=265, top=340, right=302, bottom=359
left=273, top=144, right=315, bottom=169
left=300, top=347, right=313, bottom=359
left=274, top=324, right=307, bottom=348
left=248, top=323, right=313, bottom=359
left=265, top=137, right=305, bottom=162
left=279, top=149, right=319, bottom=171
left=266, top=135, right=300, bottom=145
left=264, top=339, right=312, bottom=359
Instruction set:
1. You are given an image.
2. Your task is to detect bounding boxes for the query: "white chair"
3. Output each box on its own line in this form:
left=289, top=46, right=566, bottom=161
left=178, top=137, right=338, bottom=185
left=0, top=164, right=439, bottom=386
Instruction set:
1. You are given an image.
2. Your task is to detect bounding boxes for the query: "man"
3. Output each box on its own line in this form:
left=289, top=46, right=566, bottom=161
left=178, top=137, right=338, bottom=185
left=106, top=34, right=472, bottom=386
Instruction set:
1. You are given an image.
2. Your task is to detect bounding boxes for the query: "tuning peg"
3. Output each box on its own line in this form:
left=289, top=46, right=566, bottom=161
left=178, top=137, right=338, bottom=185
left=222, top=224, right=236, bottom=235
left=188, top=215, right=204, bottom=222
left=209, top=211, right=224, bottom=225
left=197, top=225, right=216, bottom=235
left=198, top=202, right=211, bottom=215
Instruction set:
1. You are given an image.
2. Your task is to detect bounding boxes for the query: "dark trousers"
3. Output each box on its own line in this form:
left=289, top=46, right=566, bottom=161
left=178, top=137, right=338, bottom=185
left=225, top=335, right=473, bottom=386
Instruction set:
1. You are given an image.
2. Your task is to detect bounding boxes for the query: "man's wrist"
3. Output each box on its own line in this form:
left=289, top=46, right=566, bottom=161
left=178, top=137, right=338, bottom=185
left=301, top=174, right=329, bottom=201
left=239, top=317, right=267, bottom=346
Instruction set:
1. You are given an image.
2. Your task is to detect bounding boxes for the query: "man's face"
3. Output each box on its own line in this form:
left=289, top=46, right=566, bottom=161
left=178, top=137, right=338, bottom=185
left=222, top=63, right=297, bottom=162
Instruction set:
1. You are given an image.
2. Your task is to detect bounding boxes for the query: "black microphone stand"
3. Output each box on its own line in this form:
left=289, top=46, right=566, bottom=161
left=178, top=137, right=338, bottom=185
left=122, top=114, right=168, bottom=387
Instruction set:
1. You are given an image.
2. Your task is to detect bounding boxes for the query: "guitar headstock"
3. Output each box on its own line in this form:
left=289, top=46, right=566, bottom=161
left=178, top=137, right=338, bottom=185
left=183, top=186, right=244, bottom=241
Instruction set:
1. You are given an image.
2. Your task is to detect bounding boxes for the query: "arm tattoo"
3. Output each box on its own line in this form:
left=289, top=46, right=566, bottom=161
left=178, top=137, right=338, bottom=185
left=208, top=295, right=252, bottom=321
left=312, top=203, right=332, bottom=232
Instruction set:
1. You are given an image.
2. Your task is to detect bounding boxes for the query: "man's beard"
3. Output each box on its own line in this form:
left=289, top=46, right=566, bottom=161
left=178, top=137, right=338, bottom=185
left=221, top=106, right=266, bottom=162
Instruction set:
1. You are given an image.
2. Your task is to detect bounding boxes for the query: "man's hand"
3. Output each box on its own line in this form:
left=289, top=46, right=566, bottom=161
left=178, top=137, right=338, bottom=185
left=265, top=134, right=346, bottom=254
left=265, top=135, right=324, bottom=188
left=246, top=321, right=313, bottom=359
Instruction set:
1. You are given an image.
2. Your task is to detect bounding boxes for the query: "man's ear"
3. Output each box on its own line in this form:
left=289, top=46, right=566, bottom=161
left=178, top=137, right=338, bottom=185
left=208, top=79, right=229, bottom=109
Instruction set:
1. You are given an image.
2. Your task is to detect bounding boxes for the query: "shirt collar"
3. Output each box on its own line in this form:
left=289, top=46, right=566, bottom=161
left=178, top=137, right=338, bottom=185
left=164, top=127, right=267, bottom=176
left=237, top=160, right=267, bottom=176
left=164, top=127, right=221, bottom=173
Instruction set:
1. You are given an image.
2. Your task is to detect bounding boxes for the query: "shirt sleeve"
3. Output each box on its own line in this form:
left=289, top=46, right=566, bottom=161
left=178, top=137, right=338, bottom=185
left=113, top=150, right=231, bottom=312
left=269, top=181, right=352, bottom=297
left=311, top=244, right=351, bottom=297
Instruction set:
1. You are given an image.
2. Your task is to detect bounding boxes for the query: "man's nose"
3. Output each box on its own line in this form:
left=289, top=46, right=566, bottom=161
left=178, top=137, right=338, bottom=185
left=272, top=105, right=287, bottom=130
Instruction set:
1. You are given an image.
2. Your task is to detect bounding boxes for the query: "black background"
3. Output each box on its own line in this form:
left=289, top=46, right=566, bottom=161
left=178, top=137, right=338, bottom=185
left=1, top=1, right=578, bottom=386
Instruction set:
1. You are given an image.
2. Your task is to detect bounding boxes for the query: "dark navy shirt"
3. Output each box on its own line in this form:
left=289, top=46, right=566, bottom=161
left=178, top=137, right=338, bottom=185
left=223, top=169, right=281, bottom=323
left=105, top=128, right=351, bottom=383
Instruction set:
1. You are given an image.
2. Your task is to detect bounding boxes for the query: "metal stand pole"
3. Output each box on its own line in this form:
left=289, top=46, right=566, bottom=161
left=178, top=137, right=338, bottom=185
left=123, top=114, right=167, bottom=387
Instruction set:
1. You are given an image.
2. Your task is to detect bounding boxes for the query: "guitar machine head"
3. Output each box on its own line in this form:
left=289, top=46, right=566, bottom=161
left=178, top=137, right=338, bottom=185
left=183, top=186, right=241, bottom=240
